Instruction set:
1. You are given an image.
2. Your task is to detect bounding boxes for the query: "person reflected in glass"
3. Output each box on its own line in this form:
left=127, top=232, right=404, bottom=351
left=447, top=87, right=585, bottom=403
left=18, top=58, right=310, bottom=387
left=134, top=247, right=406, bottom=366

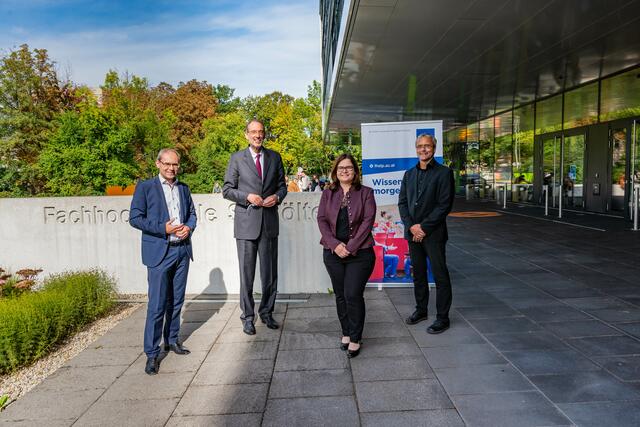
left=317, top=154, right=376, bottom=358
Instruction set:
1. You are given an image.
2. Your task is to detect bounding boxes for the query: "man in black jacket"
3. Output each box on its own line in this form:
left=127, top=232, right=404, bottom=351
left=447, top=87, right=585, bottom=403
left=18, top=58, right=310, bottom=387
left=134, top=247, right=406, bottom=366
left=398, top=134, right=455, bottom=334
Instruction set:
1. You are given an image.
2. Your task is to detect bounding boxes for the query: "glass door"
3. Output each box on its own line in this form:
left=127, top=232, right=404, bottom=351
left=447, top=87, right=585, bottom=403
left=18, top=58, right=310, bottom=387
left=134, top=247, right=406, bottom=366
left=562, top=134, right=586, bottom=209
left=542, top=136, right=560, bottom=207
left=633, top=120, right=640, bottom=219
left=610, top=127, right=627, bottom=212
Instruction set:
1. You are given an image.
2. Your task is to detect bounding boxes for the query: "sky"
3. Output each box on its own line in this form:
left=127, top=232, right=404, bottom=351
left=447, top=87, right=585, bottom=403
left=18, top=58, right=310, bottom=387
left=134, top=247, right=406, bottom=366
left=0, top=0, right=322, bottom=98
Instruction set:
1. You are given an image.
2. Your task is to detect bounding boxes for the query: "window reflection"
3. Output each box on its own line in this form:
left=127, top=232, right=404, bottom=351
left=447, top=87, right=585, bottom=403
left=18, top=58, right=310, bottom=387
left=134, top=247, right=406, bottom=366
left=564, top=83, right=598, bottom=129
left=600, top=69, right=640, bottom=121
left=611, top=129, right=626, bottom=211
left=513, top=105, right=534, bottom=202
left=535, top=95, right=562, bottom=135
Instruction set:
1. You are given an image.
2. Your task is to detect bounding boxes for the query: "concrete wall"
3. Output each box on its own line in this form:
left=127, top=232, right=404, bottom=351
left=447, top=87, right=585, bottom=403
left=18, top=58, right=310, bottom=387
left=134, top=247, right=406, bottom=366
left=0, top=193, right=330, bottom=294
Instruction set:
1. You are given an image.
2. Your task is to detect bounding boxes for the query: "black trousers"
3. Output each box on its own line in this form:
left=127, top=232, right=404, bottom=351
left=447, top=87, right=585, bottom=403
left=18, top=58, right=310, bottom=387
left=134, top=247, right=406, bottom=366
left=408, top=237, right=452, bottom=322
left=236, top=233, right=278, bottom=322
left=323, top=247, right=375, bottom=342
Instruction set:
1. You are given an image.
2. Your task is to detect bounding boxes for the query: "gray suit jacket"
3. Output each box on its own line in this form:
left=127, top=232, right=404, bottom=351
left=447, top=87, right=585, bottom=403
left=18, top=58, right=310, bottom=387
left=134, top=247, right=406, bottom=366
left=223, top=146, right=287, bottom=240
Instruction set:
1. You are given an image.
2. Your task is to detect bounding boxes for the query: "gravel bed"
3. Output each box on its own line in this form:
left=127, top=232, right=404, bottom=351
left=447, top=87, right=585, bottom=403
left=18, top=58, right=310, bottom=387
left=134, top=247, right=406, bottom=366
left=0, top=302, right=143, bottom=405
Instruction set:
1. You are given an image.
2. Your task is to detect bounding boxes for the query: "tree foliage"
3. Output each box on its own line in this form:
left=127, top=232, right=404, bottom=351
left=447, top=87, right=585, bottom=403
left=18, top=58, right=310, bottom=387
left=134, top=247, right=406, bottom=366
left=0, top=44, right=358, bottom=196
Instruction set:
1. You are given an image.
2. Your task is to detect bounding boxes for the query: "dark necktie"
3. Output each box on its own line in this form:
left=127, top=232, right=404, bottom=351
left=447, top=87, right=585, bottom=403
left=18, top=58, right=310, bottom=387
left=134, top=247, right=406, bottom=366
left=256, top=153, right=262, bottom=179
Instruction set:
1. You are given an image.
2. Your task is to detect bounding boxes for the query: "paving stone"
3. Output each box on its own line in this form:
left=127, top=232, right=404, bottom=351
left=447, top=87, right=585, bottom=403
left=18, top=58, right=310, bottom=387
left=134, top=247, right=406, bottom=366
left=559, top=401, right=640, bottom=427
left=182, top=308, right=234, bottom=323
left=469, top=316, right=542, bottom=333
left=504, top=349, right=601, bottom=375
left=484, top=331, right=568, bottom=351
left=456, top=305, right=520, bottom=319
left=165, top=414, right=262, bottom=427
left=207, top=340, right=278, bottom=361
left=540, top=320, right=620, bottom=338
left=421, top=343, right=506, bottom=368
left=179, top=320, right=227, bottom=339
left=64, top=346, right=142, bottom=367
left=614, top=321, right=640, bottom=338
left=569, top=335, right=640, bottom=356
left=589, top=308, right=640, bottom=323
left=0, top=419, right=73, bottom=427
left=90, top=330, right=143, bottom=348
left=363, top=298, right=396, bottom=310
left=362, top=321, right=409, bottom=338
left=262, top=396, right=359, bottom=427
left=594, top=355, right=640, bottom=381
left=561, top=296, right=632, bottom=310
left=217, top=325, right=281, bottom=343
left=0, top=388, right=104, bottom=422
left=364, top=309, right=403, bottom=322
left=34, top=365, right=126, bottom=392
left=299, top=294, right=336, bottom=307
left=125, top=350, right=209, bottom=375
left=355, top=336, right=423, bottom=358
left=286, top=306, right=338, bottom=319
left=355, top=379, right=453, bottom=412
left=518, top=305, right=592, bottom=322
left=360, top=409, right=465, bottom=427
left=435, top=364, right=534, bottom=395
left=279, top=330, right=341, bottom=350
left=350, top=356, right=434, bottom=382
left=175, top=384, right=268, bottom=415
left=452, top=391, right=572, bottom=427
left=283, top=318, right=341, bottom=333
left=275, top=348, right=348, bottom=371
left=100, top=371, right=194, bottom=400
left=179, top=333, right=218, bottom=351
left=410, top=324, right=486, bottom=348
left=193, top=359, right=274, bottom=385
left=528, top=371, right=640, bottom=403
left=269, top=369, right=352, bottom=398
left=74, top=398, right=179, bottom=426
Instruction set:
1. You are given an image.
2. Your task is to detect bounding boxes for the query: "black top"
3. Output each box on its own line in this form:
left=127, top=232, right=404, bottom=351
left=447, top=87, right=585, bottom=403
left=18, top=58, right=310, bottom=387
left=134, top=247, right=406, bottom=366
left=336, top=206, right=350, bottom=243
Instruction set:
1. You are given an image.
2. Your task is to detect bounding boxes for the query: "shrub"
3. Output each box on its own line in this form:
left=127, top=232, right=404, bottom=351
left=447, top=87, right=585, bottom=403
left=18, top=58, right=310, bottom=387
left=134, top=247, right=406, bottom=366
left=0, top=270, right=116, bottom=374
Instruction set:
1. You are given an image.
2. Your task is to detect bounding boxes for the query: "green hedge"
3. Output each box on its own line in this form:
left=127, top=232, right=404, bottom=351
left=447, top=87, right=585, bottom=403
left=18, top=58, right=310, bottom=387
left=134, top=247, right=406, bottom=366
left=0, top=270, right=116, bottom=374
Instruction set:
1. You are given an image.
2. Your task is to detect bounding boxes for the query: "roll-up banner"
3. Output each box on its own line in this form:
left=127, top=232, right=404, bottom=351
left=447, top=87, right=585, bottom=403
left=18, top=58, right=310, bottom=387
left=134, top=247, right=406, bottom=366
left=361, top=120, right=443, bottom=286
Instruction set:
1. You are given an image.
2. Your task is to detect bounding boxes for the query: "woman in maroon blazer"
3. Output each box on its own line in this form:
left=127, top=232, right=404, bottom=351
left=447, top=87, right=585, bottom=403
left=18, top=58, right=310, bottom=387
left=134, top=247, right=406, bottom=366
left=317, top=154, right=377, bottom=358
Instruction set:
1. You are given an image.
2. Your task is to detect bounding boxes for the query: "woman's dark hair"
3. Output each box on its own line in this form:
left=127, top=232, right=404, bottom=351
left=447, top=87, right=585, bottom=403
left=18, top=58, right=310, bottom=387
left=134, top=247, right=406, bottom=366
left=329, top=153, right=362, bottom=191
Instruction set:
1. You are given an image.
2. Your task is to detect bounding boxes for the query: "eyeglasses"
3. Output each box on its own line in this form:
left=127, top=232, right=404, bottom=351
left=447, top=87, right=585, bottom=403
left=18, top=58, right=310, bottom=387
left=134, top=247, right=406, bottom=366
left=416, top=144, right=435, bottom=150
left=159, top=161, right=180, bottom=168
left=337, top=166, right=354, bottom=172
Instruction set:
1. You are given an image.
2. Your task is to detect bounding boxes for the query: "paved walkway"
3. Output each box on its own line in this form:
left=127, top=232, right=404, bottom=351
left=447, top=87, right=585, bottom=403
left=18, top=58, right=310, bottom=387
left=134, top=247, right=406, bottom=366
left=2, top=199, right=640, bottom=426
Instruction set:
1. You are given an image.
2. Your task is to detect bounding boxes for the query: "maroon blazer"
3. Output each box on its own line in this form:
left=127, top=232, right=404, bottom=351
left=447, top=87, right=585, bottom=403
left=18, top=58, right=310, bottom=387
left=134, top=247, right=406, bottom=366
left=317, top=185, right=377, bottom=254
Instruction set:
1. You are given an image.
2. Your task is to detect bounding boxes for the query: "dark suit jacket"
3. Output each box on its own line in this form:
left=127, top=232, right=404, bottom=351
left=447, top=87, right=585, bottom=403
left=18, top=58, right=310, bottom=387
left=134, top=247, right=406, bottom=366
left=129, top=177, right=197, bottom=267
left=317, top=185, right=376, bottom=254
left=223, top=146, right=287, bottom=240
left=398, top=161, right=455, bottom=242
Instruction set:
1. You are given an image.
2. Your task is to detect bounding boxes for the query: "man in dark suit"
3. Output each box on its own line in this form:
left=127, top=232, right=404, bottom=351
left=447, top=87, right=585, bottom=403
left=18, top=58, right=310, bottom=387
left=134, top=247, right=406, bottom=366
left=223, top=119, right=287, bottom=335
left=130, top=148, right=197, bottom=375
left=398, top=134, right=455, bottom=334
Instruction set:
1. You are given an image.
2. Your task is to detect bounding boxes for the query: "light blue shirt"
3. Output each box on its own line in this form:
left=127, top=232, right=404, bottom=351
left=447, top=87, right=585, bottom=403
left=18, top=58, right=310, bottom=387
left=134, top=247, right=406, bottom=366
left=159, top=174, right=182, bottom=242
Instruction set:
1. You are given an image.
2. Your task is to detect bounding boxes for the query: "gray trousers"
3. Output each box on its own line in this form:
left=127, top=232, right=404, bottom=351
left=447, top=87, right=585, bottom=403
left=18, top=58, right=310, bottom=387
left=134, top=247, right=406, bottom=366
left=236, top=234, right=278, bottom=321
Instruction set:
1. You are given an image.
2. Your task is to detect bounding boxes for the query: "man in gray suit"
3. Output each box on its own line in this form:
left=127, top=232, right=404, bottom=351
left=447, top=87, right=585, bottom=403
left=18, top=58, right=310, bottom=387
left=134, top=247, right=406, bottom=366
left=223, top=119, right=287, bottom=335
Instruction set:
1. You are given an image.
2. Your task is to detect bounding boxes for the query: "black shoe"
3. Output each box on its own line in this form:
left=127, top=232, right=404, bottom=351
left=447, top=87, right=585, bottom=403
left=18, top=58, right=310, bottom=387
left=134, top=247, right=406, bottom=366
left=260, top=315, right=279, bottom=330
left=405, top=310, right=428, bottom=325
left=347, top=342, right=362, bottom=359
left=427, top=320, right=450, bottom=334
left=243, top=320, right=256, bottom=335
left=340, top=342, right=349, bottom=351
left=144, top=356, right=159, bottom=375
left=166, top=343, right=190, bottom=355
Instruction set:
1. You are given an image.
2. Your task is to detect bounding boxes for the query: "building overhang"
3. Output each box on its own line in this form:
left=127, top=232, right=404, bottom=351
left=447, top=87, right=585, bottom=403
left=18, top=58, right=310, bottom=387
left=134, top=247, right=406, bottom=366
left=323, top=0, right=640, bottom=136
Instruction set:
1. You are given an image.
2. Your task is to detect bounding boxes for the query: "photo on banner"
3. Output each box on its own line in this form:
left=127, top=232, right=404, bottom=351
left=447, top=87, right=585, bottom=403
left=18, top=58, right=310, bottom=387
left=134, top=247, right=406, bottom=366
left=361, top=121, right=444, bottom=286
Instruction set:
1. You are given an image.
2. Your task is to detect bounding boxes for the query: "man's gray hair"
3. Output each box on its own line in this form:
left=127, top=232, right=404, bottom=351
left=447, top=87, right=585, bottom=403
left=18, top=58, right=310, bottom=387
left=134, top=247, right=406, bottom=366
left=245, top=118, right=265, bottom=132
left=156, top=148, right=180, bottom=161
left=416, top=133, right=437, bottom=146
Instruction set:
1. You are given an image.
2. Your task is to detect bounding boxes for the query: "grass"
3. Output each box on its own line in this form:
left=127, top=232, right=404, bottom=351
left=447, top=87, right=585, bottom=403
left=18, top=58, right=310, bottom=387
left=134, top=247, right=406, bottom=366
left=0, top=270, right=116, bottom=375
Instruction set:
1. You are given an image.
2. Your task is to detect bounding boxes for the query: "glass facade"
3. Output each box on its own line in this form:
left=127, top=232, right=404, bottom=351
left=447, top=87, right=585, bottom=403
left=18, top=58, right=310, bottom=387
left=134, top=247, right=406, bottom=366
left=442, top=65, right=640, bottom=210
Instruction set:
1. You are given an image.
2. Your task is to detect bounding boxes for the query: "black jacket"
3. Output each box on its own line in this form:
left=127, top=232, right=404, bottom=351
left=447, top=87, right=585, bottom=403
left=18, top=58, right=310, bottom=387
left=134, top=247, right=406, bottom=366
left=398, top=160, right=455, bottom=242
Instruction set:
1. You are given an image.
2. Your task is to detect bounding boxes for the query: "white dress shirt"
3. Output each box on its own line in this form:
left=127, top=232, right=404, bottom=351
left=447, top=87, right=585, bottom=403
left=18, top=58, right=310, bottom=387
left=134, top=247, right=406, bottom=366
left=159, top=174, right=182, bottom=242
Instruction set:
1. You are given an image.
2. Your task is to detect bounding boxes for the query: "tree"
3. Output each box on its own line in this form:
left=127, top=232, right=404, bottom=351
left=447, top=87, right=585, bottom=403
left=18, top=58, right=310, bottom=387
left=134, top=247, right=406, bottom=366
left=213, top=84, right=241, bottom=114
left=0, top=44, right=76, bottom=195
left=181, top=111, right=246, bottom=193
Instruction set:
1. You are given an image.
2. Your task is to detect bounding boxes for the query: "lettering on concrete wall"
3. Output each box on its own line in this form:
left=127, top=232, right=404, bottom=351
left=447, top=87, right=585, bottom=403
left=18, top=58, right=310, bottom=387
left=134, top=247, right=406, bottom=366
left=43, top=203, right=219, bottom=225
left=42, top=200, right=319, bottom=224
